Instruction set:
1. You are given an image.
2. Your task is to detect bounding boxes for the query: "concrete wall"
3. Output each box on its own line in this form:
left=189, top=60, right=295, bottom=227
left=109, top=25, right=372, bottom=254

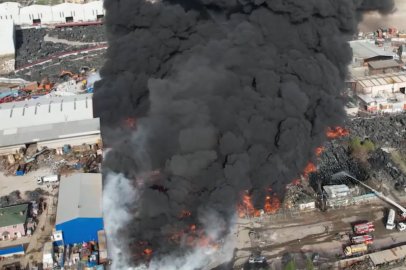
left=37, top=134, right=101, bottom=149
left=0, top=223, right=25, bottom=239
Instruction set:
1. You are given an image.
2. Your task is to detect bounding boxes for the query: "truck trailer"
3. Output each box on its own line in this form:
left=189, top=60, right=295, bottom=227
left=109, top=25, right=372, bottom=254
left=344, top=244, right=368, bottom=256
left=37, top=175, right=59, bottom=184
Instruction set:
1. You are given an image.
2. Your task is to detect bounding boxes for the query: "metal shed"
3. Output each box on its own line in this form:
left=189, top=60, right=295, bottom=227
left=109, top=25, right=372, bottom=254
left=369, top=245, right=406, bottom=266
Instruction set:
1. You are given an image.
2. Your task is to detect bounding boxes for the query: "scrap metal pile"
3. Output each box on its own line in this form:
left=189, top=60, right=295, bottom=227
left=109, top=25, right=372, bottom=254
left=0, top=142, right=103, bottom=177
left=48, top=25, right=106, bottom=43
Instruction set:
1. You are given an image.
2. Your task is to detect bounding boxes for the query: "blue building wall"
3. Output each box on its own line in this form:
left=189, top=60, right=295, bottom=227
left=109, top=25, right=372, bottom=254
left=56, top=217, right=103, bottom=245
left=0, top=245, right=24, bottom=255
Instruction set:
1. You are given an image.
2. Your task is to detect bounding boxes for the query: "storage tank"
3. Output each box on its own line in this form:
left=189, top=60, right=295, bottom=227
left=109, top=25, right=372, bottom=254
left=344, top=244, right=368, bottom=256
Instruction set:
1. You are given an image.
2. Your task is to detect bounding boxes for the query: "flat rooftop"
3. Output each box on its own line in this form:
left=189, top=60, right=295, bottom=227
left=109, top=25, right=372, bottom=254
left=0, top=118, right=100, bottom=147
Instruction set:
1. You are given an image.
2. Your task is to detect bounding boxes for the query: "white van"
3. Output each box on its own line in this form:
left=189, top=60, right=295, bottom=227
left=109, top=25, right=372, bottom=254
left=398, top=222, right=406, bottom=232
left=387, top=209, right=396, bottom=230
left=37, top=175, right=59, bottom=184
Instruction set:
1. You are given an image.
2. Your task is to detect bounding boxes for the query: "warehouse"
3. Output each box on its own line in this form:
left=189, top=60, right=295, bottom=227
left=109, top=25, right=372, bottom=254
left=350, top=40, right=394, bottom=68
left=355, top=72, right=406, bottom=96
left=19, top=5, right=53, bottom=25
left=52, top=3, right=85, bottom=23
left=0, top=93, right=94, bottom=130
left=368, top=59, right=401, bottom=75
left=0, top=20, right=15, bottom=75
left=0, top=2, right=21, bottom=24
left=55, top=173, right=103, bottom=246
left=369, top=245, right=406, bottom=267
left=0, top=2, right=105, bottom=26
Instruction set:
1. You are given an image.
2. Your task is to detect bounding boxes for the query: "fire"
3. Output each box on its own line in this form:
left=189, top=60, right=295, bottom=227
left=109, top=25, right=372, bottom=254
left=292, top=179, right=300, bottom=185
left=327, top=127, right=349, bottom=138
left=303, top=162, right=317, bottom=178
left=143, top=248, right=152, bottom=259
left=181, top=211, right=191, bottom=218
left=238, top=193, right=256, bottom=217
left=124, top=118, right=137, bottom=129
left=264, top=196, right=280, bottom=213
left=316, top=146, right=324, bottom=156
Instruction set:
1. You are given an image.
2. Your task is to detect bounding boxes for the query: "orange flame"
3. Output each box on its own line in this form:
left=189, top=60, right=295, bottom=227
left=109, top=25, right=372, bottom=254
left=303, top=162, right=317, bottom=178
left=124, top=118, right=137, bottom=129
left=238, top=192, right=256, bottom=217
left=143, top=248, right=152, bottom=259
left=181, top=211, right=191, bottom=218
left=316, top=146, right=324, bottom=156
left=264, top=196, right=280, bottom=213
left=327, top=127, right=349, bottom=138
left=292, top=179, right=300, bottom=185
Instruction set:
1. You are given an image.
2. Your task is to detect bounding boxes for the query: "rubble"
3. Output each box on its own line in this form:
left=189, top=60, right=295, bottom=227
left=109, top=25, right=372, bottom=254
left=0, top=190, right=22, bottom=207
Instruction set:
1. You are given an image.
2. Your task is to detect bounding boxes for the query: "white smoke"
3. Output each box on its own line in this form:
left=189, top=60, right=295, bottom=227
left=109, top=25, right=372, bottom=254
left=103, top=170, right=237, bottom=270
left=86, top=72, right=101, bottom=88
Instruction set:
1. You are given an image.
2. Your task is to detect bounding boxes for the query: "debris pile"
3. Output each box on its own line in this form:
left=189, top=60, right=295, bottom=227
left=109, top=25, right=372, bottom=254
left=14, top=29, right=97, bottom=68
left=48, top=25, right=107, bottom=43
left=0, top=191, right=22, bottom=207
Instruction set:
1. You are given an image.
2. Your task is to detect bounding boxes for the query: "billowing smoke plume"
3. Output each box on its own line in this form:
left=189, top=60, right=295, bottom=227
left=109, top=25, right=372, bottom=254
left=94, top=0, right=395, bottom=268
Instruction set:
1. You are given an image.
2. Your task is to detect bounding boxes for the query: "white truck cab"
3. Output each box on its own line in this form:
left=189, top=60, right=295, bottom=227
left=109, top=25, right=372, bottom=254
left=398, top=222, right=406, bottom=232
left=37, top=175, right=59, bottom=184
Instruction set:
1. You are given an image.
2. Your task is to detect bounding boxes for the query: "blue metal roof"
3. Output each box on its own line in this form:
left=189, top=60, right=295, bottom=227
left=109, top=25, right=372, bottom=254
left=0, top=245, right=24, bottom=255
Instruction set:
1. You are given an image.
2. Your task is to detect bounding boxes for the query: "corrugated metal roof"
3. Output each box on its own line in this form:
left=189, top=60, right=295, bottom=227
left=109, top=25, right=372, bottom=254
left=0, top=20, right=14, bottom=56
left=369, top=245, right=406, bottom=265
left=368, top=60, right=399, bottom=69
left=357, top=94, right=375, bottom=104
left=56, top=173, right=102, bottom=225
left=350, top=41, right=394, bottom=59
left=0, top=93, right=94, bottom=130
left=354, top=72, right=406, bottom=88
left=0, top=118, right=100, bottom=147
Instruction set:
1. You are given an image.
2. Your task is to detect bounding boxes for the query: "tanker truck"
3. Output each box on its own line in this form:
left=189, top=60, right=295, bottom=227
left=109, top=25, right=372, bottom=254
left=344, top=244, right=368, bottom=257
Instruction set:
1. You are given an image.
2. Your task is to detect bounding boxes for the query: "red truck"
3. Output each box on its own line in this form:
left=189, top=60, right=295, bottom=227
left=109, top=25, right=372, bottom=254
left=351, top=235, right=373, bottom=245
left=354, top=222, right=375, bottom=235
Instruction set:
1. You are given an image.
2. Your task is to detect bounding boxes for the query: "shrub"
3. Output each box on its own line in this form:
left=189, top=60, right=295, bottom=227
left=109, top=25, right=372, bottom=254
left=285, top=261, right=296, bottom=270
left=362, top=140, right=375, bottom=151
left=307, top=258, right=314, bottom=270
left=348, top=137, right=361, bottom=152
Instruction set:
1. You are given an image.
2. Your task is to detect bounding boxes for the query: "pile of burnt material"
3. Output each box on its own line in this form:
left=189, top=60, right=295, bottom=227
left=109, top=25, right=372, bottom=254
left=0, top=191, right=22, bottom=208
left=369, top=149, right=406, bottom=191
left=9, top=49, right=105, bottom=83
left=15, top=29, right=93, bottom=68
left=348, top=114, right=406, bottom=148
left=309, top=141, right=368, bottom=193
left=48, top=25, right=106, bottom=43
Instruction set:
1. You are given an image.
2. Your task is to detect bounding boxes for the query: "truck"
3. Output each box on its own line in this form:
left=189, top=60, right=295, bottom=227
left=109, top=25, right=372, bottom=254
left=351, top=235, right=373, bottom=245
left=398, top=222, right=406, bottom=232
left=387, top=209, right=396, bottom=230
left=354, top=222, right=375, bottom=235
left=344, top=244, right=368, bottom=256
left=37, top=175, right=59, bottom=184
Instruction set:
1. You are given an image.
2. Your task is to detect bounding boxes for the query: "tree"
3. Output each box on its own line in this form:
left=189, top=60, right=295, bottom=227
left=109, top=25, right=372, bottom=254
left=307, top=258, right=314, bottom=270
left=348, top=137, right=361, bottom=152
left=285, top=261, right=296, bottom=270
left=362, top=140, right=375, bottom=151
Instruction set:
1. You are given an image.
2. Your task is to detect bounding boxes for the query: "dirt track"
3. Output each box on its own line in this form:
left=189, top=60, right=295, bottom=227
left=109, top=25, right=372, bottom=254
left=359, top=0, right=406, bottom=31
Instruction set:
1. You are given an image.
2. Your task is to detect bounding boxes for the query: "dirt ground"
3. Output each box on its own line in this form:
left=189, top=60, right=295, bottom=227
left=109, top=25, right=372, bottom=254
left=0, top=167, right=53, bottom=198
left=359, top=0, right=406, bottom=31
left=0, top=169, right=59, bottom=269
left=233, top=197, right=406, bottom=269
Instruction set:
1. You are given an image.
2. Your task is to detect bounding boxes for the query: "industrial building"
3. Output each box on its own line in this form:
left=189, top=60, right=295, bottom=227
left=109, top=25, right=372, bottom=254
left=368, top=59, right=401, bottom=75
left=0, top=1, right=104, bottom=25
left=55, top=173, right=103, bottom=246
left=0, top=204, right=29, bottom=240
left=0, top=93, right=101, bottom=155
left=0, top=19, right=15, bottom=74
left=353, top=72, right=406, bottom=112
left=350, top=40, right=394, bottom=68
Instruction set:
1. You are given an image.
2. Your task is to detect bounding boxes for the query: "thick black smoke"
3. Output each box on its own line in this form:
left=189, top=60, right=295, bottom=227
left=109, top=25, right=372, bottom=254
left=93, top=0, right=395, bottom=265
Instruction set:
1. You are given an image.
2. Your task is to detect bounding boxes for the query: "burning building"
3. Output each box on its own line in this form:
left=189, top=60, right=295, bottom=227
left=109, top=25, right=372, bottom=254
left=93, top=0, right=396, bottom=268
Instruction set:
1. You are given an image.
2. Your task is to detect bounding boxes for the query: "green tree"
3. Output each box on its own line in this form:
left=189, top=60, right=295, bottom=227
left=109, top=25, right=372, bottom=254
left=285, top=261, right=296, bottom=270
left=362, top=140, right=375, bottom=151
left=348, top=137, right=361, bottom=152
left=307, top=258, right=314, bottom=270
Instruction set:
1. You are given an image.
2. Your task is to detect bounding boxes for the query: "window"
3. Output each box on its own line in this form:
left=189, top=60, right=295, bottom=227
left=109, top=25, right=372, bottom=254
left=41, top=13, right=43, bottom=18
left=12, top=225, right=17, bottom=229
left=0, top=16, right=2, bottom=20
left=5, top=15, right=7, bottom=19
left=29, top=14, right=31, bottom=20
left=60, top=100, right=63, bottom=111
left=92, top=10, right=94, bottom=15
left=10, top=15, right=12, bottom=19
left=60, top=12, right=62, bottom=18
left=74, top=98, right=77, bottom=110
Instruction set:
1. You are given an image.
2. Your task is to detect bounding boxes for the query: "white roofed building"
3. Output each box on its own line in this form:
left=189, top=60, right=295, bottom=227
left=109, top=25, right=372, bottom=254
left=0, top=20, right=15, bottom=74
left=20, top=5, right=54, bottom=25
left=0, top=2, right=21, bottom=24
left=52, top=3, right=85, bottom=23
left=323, top=185, right=350, bottom=199
left=82, top=1, right=104, bottom=21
